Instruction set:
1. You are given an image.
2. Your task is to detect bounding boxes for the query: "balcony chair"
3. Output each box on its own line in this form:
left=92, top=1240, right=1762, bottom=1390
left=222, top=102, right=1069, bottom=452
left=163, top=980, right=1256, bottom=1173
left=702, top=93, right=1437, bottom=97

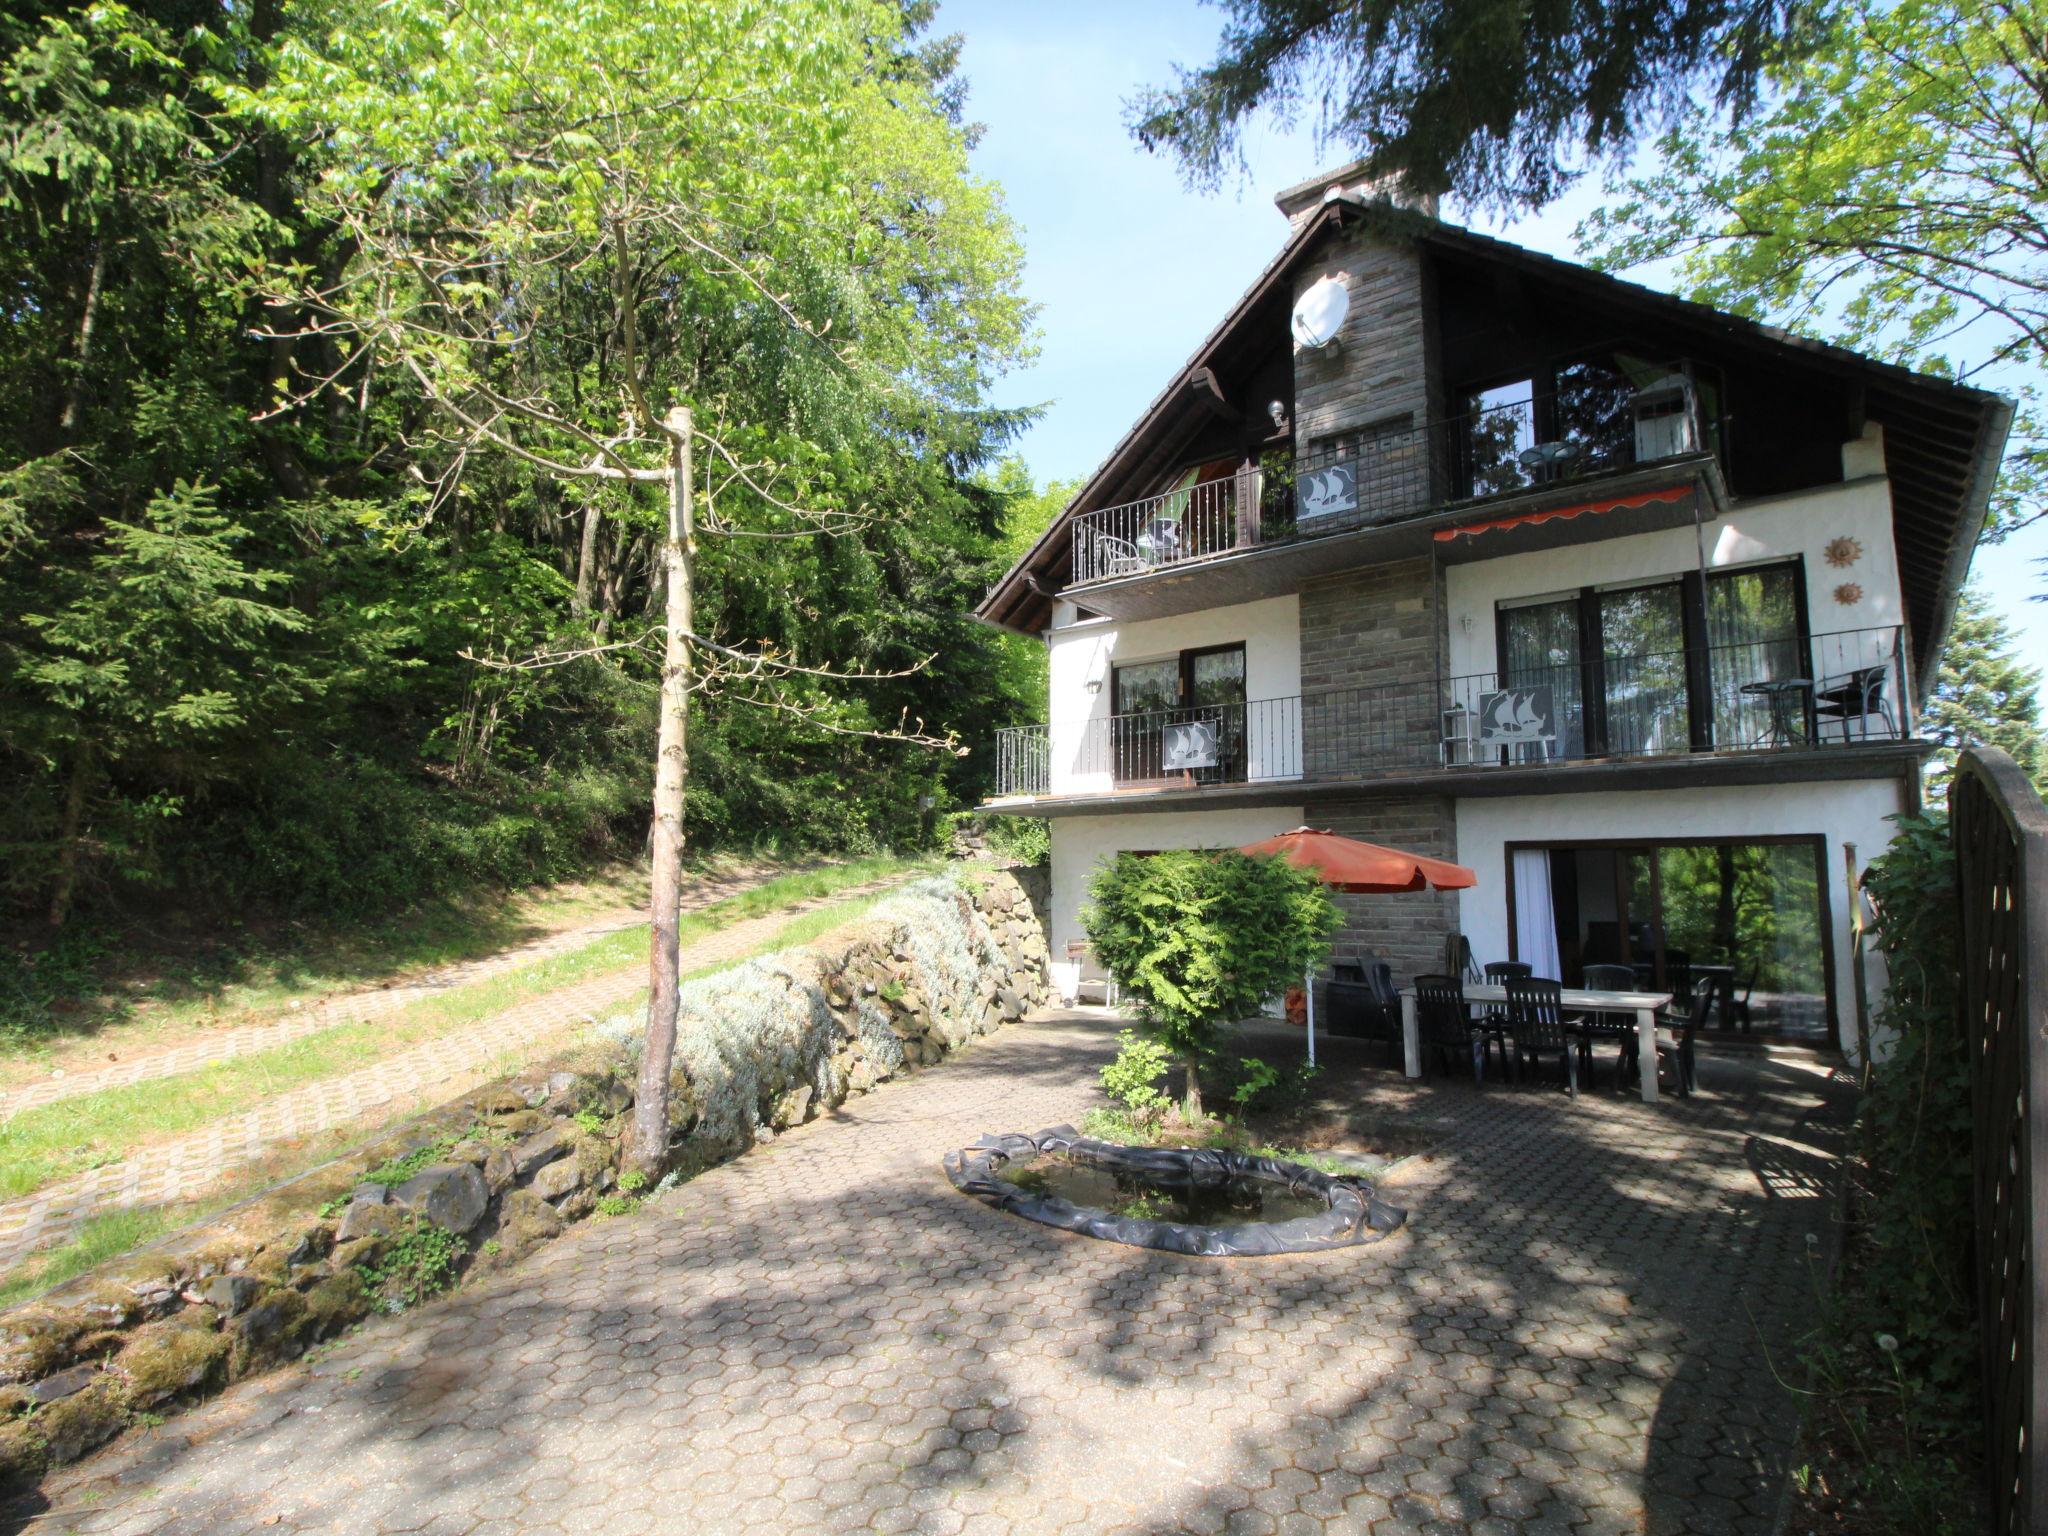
left=1504, top=977, right=1580, bottom=1096
left=1066, top=941, right=1119, bottom=1007
left=1662, top=950, right=1694, bottom=1003
left=1414, top=973, right=1490, bottom=1085
left=1728, top=967, right=1757, bottom=1033
left=1813, top=665, right=1897, bottom=742
left=1089, top=534, right=1150, bottom=581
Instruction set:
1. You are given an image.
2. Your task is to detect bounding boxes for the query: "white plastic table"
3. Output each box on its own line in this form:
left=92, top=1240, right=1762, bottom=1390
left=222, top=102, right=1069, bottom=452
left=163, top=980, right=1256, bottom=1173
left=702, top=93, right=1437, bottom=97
left=1398, top=984, right=1676, bottom=1103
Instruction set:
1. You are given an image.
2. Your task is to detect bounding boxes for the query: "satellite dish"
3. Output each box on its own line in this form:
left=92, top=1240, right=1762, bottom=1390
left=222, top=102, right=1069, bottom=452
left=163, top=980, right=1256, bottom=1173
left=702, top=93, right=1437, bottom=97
left=1291, top=275, right=1350, bottom=349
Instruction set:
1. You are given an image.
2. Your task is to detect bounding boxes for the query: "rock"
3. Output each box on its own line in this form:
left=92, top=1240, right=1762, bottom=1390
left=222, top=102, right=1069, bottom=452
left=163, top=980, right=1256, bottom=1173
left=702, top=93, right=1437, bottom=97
left=285, top=1225, right=333, bottom=1268
left=529, top=1157, right=585, bottom=1203
left=998, top=987, right=1025, bottom=1020
left=770, top=1085, right=813, bottom=1130
left=509, top=1126, right=569, bottom=1179
left=494, top=1109, right=553, bottom=1138
left=848, top=1060, right=879, bottom=1095
left=336, top=1189, right=403, bottom=1245
left=0, top=1415, right=48, bottom=1484
left=516, top=1079, right=551, bottom=1109
left=445, top=1139, right=490, bottom=1167
left=228, top=1289, right=310, bottom=1375
left=117, top=1320, right=229, bottom=1407
left=482, top=1147, right=516, bottom=1194
left=26, top=1365, right=97, bottom=1406
left=35, top=1379, right=127, bottom=1465
left=484, top=1189, right=564, bottom=1266
left=477, top=1086, right=529, bottom=1117
left=543, top=1070, right=580, bottom=1107
left=391, top=1164, right=489, bottom=1236
left=299, top=1273, right=367, bottom=1342
left=0, top=1311, right=78, bottom=1385
left=199, top=1275, right=262, bottom=1318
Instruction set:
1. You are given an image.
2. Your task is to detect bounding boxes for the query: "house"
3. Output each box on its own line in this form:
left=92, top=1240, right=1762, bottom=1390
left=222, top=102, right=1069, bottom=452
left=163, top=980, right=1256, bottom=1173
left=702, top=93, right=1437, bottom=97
left=973, top=162, right=2012, bottom=1052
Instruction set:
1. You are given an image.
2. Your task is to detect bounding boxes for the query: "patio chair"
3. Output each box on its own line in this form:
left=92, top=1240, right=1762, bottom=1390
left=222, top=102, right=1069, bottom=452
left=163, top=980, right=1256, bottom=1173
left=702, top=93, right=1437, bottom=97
left=1066, top=941, right=1119, bottom=1006
left=1478, top=960, right=1531, bottom=1060
left=1583, top=963, right=1636, bottom=991
left=1414, top=973, right=1489, bottom=1085
left=1662, top=950, right=1693, bottom=1002
left=1578, top=964, right=1640, bottom=1088
left=1443, top=933, right=1482, bottom=984
left=1813, top=664, right=1897, bottom=742
left=1504, top=978, right=1579, bottom=1097
left=1326, top=969, right=1401, bottom=1062
left=1728, top=967, right=1757, bottom=1033
left=1088, top=533, right=1150, bottom=580
left=1620, top=976, right=1715, bottom=1097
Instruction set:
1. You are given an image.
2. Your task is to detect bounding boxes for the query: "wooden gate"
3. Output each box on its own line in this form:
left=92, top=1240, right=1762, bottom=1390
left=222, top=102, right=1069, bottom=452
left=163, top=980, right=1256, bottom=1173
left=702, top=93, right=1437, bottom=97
left=1954, top=747, right=2048, bottom=1535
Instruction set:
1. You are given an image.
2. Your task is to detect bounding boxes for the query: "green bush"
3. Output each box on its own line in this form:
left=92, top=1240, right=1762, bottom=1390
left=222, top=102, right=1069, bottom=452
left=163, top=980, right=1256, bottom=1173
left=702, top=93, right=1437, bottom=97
left=1082, top=850, right=1337, bottom=1117
left=1795, top=811, right=1980, bottom=1531
left=1099, top=1030, right=1172, bottom=1118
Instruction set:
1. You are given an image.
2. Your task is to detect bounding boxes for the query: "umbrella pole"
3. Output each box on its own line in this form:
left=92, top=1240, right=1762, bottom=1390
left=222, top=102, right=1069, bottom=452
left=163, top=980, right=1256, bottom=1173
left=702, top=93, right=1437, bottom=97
left=1305, top=963, right=1317, bottom=1068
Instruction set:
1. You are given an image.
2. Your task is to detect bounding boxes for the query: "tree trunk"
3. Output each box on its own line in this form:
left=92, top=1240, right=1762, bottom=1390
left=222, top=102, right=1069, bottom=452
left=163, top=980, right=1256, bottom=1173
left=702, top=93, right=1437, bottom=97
left=1182, top=1055, right=1203, bottom=1121
left=573, top=499, right=602, bottom=617
left=629, top=404, right=693, bottom=1176
left=47, top=742, right=93, bottom=928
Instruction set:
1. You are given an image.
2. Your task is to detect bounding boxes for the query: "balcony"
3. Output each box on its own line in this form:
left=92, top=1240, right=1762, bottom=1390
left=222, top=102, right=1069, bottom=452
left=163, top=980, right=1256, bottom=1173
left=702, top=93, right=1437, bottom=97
left=988, top=625, right=1911, bottom=802
left=1066, top=383, right=1714, bottom=602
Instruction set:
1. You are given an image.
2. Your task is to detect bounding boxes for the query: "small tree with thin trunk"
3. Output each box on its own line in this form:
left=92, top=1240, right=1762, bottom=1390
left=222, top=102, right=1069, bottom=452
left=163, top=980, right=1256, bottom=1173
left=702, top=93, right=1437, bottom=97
left=1081, top=850, right=1339, bottom=1118
left=247, top=0, right=1027, bottom=1174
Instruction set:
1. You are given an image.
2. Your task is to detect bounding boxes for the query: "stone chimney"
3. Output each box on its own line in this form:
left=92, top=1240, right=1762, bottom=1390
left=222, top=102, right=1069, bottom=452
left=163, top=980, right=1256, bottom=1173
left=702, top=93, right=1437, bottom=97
left=1273, top=158, right=1440, bottom=229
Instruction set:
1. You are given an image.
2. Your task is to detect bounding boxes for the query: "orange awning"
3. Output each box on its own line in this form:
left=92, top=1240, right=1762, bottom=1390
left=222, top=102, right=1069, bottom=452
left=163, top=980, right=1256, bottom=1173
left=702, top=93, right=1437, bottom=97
left=1237, top=827, right=1478, bottom=894
left=1432, top=485, right=1691, bottom=543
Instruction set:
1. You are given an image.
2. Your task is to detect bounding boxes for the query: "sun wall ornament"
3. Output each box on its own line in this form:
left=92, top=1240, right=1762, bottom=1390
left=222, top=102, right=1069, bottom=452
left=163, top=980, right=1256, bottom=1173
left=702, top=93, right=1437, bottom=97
left=1824, top=536, right=1863, bottom=568
left=1833, top=581, right=1864, bottom=606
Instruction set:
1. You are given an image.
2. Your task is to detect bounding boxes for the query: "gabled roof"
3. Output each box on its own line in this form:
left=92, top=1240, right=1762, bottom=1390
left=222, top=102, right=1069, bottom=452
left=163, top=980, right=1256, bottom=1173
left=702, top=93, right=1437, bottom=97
left=977, top=198, right=2012, bottom=692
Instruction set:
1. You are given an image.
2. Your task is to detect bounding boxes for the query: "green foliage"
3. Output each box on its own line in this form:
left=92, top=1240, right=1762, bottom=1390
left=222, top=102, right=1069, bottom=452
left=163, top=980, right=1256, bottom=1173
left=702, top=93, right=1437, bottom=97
left=362, top=1136, right=458, bottom=1190
left=1228, top=1057, right=1282, bottom=1113
left=1124, top=0, right=1814, bottom=208
left=1099, top=1030, right=1173, bottom=1117
left=1793, top=811, right=1979, bottom=1530
left=1579, top=0, right=2048, bottom=543
left=1923, top=586, right=2048, bottom=803
left=592, top=1192, right=640, bottom=1218
left=616, top=1168, right=649, bottom=1194
left=572, top=1107, right=608, bottom=1138
left=0, top=0, right=1041, bottom=940
left=1082, top=851, right=1338, bottom=1114
left=355, top=1218, right=466, bottom=1312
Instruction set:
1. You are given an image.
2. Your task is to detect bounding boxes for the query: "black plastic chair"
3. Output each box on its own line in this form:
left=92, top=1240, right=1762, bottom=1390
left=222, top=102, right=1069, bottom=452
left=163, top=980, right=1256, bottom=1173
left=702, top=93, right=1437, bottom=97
left=1728, top=967, right=1756, bottom=1033
left=1414, top=973, right=1487, bottom=1085
left=1582, top=963, right=1636, bottom=991
left=1443, top=934, right=1482, bottom=984
left=1662, top=949, right=1693, bottom=1002
left=1813, top=664, right=1897, bottom=742
left=1575, top=964, right=1638, bottom=1086
left=1478, top=961, right=1530, bottom=1063
left=1621, top=975, right=1715, bottom=1096
left=1505, top=978, right=1580, bottom=1096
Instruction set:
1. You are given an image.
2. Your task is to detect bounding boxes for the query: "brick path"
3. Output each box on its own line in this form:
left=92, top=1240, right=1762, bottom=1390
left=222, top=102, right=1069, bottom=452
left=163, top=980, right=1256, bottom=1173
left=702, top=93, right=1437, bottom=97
left=19, top=1011, right=1853, bottom=1535
left=0, top=863, right=794, bottom=1117
left=0, top=874, right=916, bottom=1271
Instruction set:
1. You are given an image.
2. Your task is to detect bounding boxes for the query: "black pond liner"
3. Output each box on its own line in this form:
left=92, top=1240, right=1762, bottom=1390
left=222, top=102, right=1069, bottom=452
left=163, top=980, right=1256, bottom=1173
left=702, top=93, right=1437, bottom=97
left=942, top=1126, right=1407, bottom=1258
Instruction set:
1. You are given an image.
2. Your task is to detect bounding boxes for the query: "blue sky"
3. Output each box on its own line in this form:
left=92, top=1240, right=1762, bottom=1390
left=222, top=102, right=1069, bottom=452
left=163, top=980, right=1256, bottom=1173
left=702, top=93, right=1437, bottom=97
left=940, top=0, right=2048, bottom=684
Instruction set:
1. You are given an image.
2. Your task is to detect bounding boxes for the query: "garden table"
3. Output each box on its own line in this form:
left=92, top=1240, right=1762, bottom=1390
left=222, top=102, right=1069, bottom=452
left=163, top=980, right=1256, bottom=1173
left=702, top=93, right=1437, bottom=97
left=1399, top=983, right=1675, bottom=1103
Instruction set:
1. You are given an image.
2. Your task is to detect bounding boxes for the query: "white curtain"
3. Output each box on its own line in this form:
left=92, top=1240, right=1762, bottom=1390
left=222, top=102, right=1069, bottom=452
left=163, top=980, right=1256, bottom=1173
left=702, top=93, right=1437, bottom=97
left=1513, top=848, right=1563, bottom=981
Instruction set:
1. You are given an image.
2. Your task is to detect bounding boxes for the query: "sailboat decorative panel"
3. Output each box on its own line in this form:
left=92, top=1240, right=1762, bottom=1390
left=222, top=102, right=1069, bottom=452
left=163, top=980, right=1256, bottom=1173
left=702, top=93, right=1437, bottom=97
left=1475, top=687, right=1556, bottom=746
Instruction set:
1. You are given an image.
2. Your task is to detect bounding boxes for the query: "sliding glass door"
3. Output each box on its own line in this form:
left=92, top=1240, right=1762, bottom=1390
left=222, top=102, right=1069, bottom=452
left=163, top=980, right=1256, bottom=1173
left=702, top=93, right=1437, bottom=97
left=1597, top=583, right=1691, bottom=756
left=1705, top=565, right=1807, bottom=747
left=1499, top=597, right=1586, bottom=757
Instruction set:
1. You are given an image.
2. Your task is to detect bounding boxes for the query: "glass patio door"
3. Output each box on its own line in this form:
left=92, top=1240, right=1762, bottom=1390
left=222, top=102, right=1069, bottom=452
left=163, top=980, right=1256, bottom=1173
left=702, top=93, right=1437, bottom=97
left=1706, top=565, right=1806, bottom=747
left=1596, top=583, right=1690, bottom=756
left=1110, top=658, right=1177, bottom=783
left=1500, top=598, right=1587, bottom=758
left=1185, top=646, right=1248, bottom=784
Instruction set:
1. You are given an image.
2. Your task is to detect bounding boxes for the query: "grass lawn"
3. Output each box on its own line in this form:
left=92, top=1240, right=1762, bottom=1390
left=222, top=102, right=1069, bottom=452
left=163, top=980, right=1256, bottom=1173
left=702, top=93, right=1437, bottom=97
left=0, top=856, right=933, bottom=1205
left=0, top=850, right=866, bottom=1085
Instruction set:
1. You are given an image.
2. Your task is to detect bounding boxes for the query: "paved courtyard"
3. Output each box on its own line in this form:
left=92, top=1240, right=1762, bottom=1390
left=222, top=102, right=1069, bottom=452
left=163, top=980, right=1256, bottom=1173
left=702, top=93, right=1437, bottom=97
left=15, top=1009, right=1852, bottom=1536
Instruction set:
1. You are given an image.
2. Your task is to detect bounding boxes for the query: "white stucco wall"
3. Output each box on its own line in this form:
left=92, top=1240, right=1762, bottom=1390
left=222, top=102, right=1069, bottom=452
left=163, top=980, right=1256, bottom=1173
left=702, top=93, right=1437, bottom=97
left=1454, top=776, right=1909, bottom=1058
left=1443, top=471, right=1907, bottom=694
left=1046, top=805, right=1306, bottom=999
left=1044, top=595, right=1302, bottom=795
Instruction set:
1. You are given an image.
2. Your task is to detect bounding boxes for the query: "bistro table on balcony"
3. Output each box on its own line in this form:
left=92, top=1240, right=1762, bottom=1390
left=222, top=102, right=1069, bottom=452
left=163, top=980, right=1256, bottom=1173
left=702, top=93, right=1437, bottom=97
left=1739, top=676, right=1815, bottom=747
left=1399, top=982, right=1675, bottom=1103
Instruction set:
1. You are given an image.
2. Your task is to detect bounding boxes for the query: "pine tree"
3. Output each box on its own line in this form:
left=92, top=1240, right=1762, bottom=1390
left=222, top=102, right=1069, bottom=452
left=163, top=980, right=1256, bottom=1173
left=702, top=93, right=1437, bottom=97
left=1922, top=586, right=2048, bottom=803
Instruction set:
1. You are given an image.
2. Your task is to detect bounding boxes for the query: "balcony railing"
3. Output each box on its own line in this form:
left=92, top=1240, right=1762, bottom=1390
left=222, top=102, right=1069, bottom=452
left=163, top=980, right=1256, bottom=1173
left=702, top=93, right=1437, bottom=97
left=1068, top=386, right=1706, bottom=587
left=988, top=625, right=1906, bottom=800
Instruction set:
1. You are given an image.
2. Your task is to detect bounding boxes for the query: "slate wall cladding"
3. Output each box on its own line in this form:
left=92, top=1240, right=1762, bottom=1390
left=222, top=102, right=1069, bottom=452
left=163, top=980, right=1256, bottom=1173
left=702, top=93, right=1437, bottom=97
left=1318, top=794, right=1463, bottom=985
left=1297, top=555, right=1448, bottom=778
left=1290, top=225, right=1438, bottom=538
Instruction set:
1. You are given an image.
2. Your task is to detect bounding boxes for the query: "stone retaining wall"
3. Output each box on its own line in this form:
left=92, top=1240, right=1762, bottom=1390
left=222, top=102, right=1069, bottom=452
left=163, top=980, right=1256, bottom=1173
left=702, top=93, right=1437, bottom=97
left=0, top=867, right=1049, bottom=1492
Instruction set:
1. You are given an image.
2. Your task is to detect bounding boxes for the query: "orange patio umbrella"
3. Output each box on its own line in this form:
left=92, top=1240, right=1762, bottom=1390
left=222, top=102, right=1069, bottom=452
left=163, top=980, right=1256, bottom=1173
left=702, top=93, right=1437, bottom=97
left=1237, top=827, right=1479, bottom=1064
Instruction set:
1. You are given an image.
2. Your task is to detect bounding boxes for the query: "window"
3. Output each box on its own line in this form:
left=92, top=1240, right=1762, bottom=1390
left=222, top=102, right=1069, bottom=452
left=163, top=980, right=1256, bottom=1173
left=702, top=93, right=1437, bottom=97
left=1493, top=560, right=1807, bottom=760
left=1109, top=644, right=1248, bottom=785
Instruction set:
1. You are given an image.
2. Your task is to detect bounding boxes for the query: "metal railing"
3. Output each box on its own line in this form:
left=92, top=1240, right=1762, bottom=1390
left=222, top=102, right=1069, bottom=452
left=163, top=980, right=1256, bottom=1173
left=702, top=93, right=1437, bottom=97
left=988, top=625, right=1905, bottom=799
left=1067, top=384, right=1707, bottom=587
